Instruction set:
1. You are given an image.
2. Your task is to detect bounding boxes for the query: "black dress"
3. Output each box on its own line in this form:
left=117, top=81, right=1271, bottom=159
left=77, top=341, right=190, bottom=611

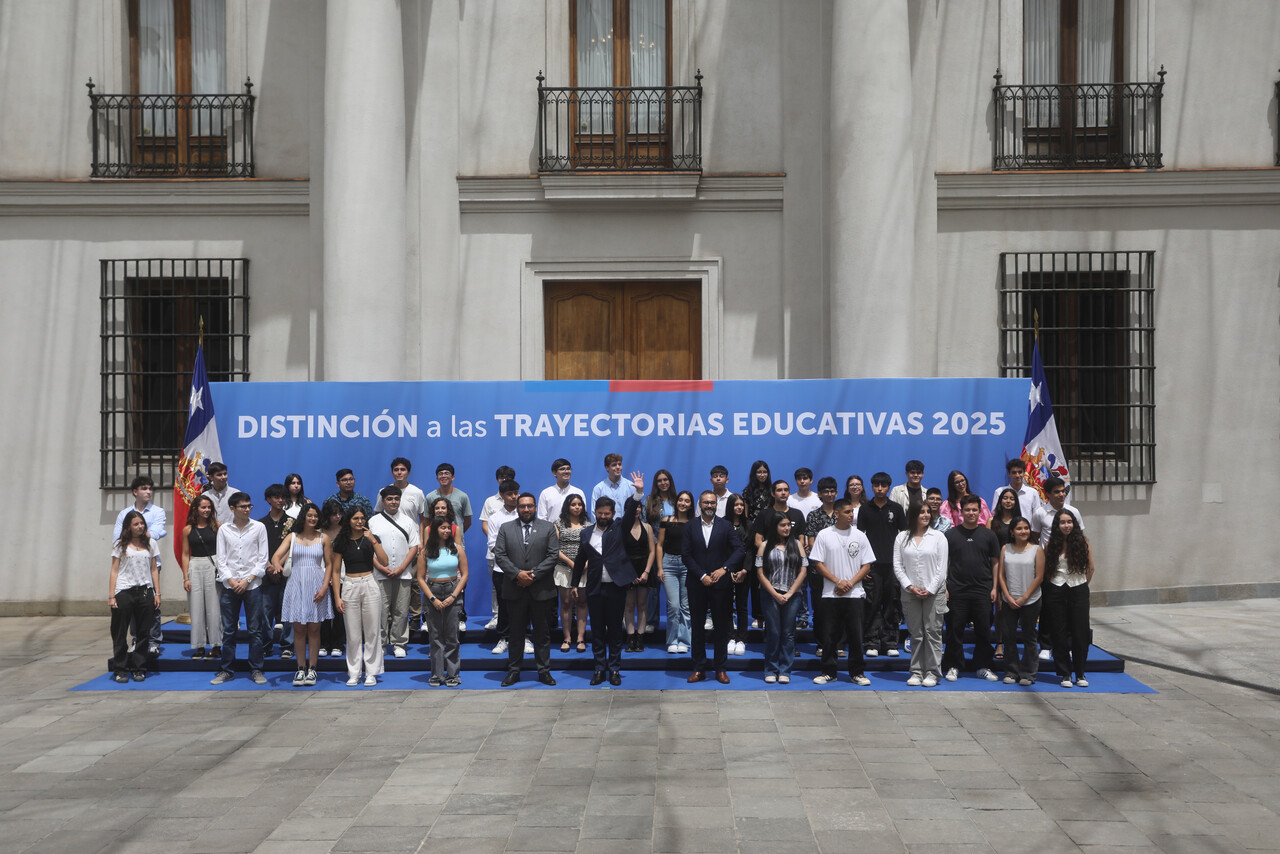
left=625, top=524, right=655, bottom=587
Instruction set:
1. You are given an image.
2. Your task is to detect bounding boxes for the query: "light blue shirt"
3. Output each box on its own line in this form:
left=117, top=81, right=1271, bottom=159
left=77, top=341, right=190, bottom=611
left=591, top=478, right=638, bottom=516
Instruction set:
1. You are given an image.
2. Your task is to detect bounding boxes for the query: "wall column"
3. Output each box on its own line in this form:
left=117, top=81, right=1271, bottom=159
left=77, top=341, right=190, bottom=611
left=827, top=1, right=916, bottom=377
left=322, top=0, right=407, bottom=379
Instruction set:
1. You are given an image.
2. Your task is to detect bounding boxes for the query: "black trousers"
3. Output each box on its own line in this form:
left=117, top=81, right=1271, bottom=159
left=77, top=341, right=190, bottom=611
left=862, top=564, right=902, bottom=652
left=688, top=580, right=732, bottom=670
left=505, top=594, right=552, bottom=676
left=997, top=598, right=1042, bottom=679
left=820, top=598, right=865, bottom=678
left=731, top=579, right=751, bottom=641
left=110, top=585, right=154, bottom=674
left=941, top=593, right=994, bottom=673
left=586, top=582, right=629, bottom=674
left=1042, top=582, right=1091, bottom=681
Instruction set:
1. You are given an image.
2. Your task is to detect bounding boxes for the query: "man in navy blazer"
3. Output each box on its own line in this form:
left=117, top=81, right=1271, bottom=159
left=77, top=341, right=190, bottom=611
left=493, top=492, right=560, bottom=686
left=682, top=490, right=745, bottom=683
left=572, top=473, right=645, bottom=686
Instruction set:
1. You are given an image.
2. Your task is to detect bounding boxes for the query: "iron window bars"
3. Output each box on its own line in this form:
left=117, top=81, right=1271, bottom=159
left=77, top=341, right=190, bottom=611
left=88, top=78, right=255, bottom=178
left=999, top=251, right=1155, bottom=486
left=101, top=259, right=248, bottom=489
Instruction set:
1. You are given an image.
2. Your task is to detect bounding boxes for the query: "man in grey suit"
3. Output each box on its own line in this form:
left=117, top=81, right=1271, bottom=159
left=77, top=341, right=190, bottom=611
left=493, top=492, right=560, bottom=686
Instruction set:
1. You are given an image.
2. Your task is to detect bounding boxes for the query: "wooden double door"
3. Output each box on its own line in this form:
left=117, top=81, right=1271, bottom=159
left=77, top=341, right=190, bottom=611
left=544, top=281, right=701, bottom=381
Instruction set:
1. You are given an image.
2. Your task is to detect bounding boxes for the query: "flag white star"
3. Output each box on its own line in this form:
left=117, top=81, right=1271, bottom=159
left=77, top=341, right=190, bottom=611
left=189, top=385, right=204, bottom=417
left=1028, top=381, right=1042, bottom=410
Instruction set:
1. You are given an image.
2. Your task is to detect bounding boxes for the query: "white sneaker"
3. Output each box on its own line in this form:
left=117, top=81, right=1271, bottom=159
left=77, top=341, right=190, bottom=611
left=458, top=620, right=467, bottom=634
left=393, top=646, right=406, bottom=658
left=977, top=668, right=999, bottom=681
left=364, top=674, right=377, bottom=687
left=906, top=674, right=922, bottom=686
left=484, top=616, right=499, bottom=630
left=922, top=673, right=938, bottom=687
left=904, top=637, right=912, bottom=652
left=865, top=648, right=879, bottom=658
left=524, top=639, right=534, bottom=655
left=764, top=674, right=777, bottom=683
left=750, top=620, right=760, bottom=629
left=317, top=648, right=328, bottom=658
left=778, top=675, right=790, bottom=684
left=1039, top=649, right=1053, bottom=661
left=1076, top=678, right=1089, bottom=688
left=945, top=668, right=959, bottom=682
left=705, top=618, right=713, bottom=630
left=667, top=644, right=680, bottom=654
left=735, top=641, right=747, bottom=655
left=886, top=648, right=900, bottom=657
left=812, top=674, right=834, bottom=685
left=1003, top=675, right=1016, bottom=684
left=677, top=644, right=688, bottom=653
left=1060, top=679, right=1074, bottom=688
left=491, top=639, right=508, bottom=654
left=274, top=622, right=284, bottom=632
left=346, top=676, right=359, bottom=686
left=1018, top=677, right=1034, bottom=686
left=853, top=674, right=871, bottom=686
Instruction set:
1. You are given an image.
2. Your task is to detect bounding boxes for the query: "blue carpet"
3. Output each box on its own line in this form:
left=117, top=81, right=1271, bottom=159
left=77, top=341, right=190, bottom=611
left=71, top=668, right=1153, bottom=693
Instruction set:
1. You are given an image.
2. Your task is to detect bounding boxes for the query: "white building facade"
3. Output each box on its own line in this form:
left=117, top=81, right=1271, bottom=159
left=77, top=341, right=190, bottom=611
left=1, top=0, right=1277, bottom=612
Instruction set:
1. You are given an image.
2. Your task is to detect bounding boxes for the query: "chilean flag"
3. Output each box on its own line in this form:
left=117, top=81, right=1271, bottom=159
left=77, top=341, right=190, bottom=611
left=173, top=345, right=223, bottom=563
left=1019, top=340, right=1070, bottom=501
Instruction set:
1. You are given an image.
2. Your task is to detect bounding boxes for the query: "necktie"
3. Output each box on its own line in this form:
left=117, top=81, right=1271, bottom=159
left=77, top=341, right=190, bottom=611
left=523, top=523, right=531, bottom=545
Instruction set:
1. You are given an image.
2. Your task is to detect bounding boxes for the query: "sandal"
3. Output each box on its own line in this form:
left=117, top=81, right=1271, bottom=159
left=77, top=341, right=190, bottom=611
left=576, top=641, right=587, bottom=652
left=560, top=640, right=571, bottom=652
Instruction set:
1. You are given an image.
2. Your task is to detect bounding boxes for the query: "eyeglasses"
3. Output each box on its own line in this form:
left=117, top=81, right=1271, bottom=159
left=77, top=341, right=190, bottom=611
left=233, top=504, right=253, bottom=510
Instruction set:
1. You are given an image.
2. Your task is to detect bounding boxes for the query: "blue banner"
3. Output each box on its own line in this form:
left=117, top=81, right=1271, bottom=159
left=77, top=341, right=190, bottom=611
left=213, top=378, right=1029, bottom=615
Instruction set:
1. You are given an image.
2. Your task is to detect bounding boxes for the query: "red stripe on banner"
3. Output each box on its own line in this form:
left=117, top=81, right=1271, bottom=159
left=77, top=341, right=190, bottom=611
left=609, top=380, right=714, bottom=392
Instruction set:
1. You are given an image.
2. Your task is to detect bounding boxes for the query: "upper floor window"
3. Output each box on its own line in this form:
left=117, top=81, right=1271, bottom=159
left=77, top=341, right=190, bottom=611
left=994, top=0, right=1163, bottom=170
left=89, top=0, right=254, bottom=177
left=539, top=0, right=701, bottom=172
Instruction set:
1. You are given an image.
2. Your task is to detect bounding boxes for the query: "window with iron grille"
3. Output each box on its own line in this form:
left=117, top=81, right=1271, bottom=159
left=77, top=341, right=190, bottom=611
left=101, top=259, right=248, bottom=489
left=998, top=251, right=1155, bottom=485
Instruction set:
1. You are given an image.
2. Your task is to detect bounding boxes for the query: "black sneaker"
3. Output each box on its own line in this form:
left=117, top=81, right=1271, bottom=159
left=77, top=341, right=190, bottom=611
left=131, top=671, right=147, bottom=682
left=292, top=669, right=306, bottom=687
left=113, top=671, right=129, bottom=683
left=281, top=649, right=295, bottom=660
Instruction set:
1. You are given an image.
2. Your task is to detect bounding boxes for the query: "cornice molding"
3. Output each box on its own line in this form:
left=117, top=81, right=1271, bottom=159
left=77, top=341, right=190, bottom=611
left=458, top=174, right=784, bottom=213
left=0, top=179, right=310, bottom=217
left=936, top=168, right=1280, bottom=210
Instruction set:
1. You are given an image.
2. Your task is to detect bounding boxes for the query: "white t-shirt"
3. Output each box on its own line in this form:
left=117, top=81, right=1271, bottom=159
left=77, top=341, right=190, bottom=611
left=787, top=493, right=823, bottom=519
left=486, top=504, right=520, bottom=560
left=376, top=483, right=427, bottom=527
left=369, top=509, right=421, bottom=580
left=808, top=525, right=876, bottom=599
left=111, top=541, right=160, bottom=593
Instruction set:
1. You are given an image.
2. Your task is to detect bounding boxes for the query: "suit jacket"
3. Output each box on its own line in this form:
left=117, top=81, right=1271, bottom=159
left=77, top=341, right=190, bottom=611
left=493, top=517, right=560, bottom=601
left=682, top=515, right=745, bottom=591
left=571, top=496, right=642, bottom=596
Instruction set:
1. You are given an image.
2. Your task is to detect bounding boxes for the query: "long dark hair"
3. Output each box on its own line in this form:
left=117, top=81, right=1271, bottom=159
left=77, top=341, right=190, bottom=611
left=671, top=490, right=696, bottom=522
left=1045, top=509, right=1089, bottom=573
left=117, top=509, right=150, bottom=550
left=425, top=515, right=457, bottom=560
left=320, top=499, right=344, bottom=531
left=293, top=501, right=322, bottom=536
left=332, top=507, right=368, bottom=553
left=946, top=470, right=972, bottom=508
left=724, top=492, right=748, bottom=528
left=559, top=493, right=587, bottom=527
left=428, top=497, right=457, bottom=525
left=646, top=469, right=677, bottom=523
left=905, top=501, right=931, bottom=538
left=190, top=494, right=218, bottom=530
left=763, top=515, right=804, bottom=573
left=844, top=474, right=864, bottom=505
left=994, top=488, right=1019, bottom=522
left=285, top=473, right=307, bottom=504
left=742, top=460, right=772, bottom=516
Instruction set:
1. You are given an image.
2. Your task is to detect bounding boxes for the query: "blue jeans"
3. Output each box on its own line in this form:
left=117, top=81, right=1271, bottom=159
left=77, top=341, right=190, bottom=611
left=762, top=589, right=802, bottom=676
left=219, top=582, right=265, bottom=673
left=260, top=581, right=293, bottom=652
left=662, top=555, right=690, bottom=647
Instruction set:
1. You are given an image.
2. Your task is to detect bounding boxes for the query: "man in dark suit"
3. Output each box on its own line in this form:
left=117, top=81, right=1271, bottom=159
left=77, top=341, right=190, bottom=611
left=683, top=490, right=745, bottom=684
left=493, top=492, right=560, bottom=686
left=572, top=473, right=646, bottom=686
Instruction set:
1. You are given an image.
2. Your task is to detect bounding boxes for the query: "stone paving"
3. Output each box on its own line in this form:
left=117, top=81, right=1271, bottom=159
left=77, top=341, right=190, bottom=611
left=1, top=599, right=1279, bottom=853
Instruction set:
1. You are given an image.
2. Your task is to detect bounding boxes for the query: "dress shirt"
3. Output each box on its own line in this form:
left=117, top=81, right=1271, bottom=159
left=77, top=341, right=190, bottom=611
left=215, top=519, right=268, bottom=589
left=369, top=508, right=421, bottom=579
left=892, top=529, right=949, bottom=595
left=206, top=485, right=240, bottom=525
left=700, top=517, right=715, bottom=546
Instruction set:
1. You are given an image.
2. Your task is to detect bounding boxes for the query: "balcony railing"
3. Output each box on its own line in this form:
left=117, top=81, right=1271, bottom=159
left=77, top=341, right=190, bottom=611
left=88, top=78, right=256, bottom=178
left=993, top=68, right=1164, bottom=171
left=537, top=71, right=702, bottom=172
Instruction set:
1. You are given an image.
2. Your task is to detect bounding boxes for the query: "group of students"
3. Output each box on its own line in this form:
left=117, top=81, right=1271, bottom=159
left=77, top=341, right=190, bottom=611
left=106, top=453, right=1096, bottom=689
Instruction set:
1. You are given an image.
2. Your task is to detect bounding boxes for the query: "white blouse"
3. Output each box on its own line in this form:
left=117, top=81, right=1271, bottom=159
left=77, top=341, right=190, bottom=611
left=111, top=541, right=159, bottom=593
left=892, top=528, right=949, bottom=595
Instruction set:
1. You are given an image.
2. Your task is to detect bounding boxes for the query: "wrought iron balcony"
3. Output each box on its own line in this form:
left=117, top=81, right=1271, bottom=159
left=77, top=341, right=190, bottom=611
left=88, top=78, right=256, bottom=178
left=537, top=71, right=702, bottom=172
left=992, top=69, right=1165, bottom=171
